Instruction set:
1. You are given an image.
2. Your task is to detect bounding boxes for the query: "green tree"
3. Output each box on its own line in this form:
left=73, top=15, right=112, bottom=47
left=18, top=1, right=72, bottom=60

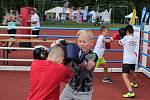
left=1, top=0, right=150, bottom=24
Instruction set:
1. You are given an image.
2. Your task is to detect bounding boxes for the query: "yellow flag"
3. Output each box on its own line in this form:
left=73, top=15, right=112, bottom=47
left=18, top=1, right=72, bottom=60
left=129, top=9, right=137, bottom=25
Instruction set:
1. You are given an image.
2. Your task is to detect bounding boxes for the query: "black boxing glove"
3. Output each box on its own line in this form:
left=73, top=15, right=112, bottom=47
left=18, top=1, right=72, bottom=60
left=119, top=27, right=126, bottom=39
left=50, top=39, right=68, bottom=48
left=65, top=43, right=85, bottom=64
left=33, top=45, right=49, bottom=60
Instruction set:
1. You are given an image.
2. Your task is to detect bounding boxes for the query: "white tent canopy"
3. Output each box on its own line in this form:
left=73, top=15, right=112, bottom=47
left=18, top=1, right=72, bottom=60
left=45, top=6, right=70, bottom=14
left=125, top=13, right=138, bottom=18
left=89, top=9, right=112, bottom=23
left=45, top=6, right=70, bottom=20
left=73, top=9, right=84, bottom=14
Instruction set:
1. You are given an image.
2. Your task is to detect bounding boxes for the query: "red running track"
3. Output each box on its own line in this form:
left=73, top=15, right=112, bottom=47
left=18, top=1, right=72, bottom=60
left=0, top=71, right=149, bottom=100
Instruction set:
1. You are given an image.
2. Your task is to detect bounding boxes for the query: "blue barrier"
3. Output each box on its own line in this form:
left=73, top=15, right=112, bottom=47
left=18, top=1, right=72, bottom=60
left=105, top=49, right=123, bottom=52
left=91, top=49, right=123, bottom=52
left=142, top=39, right=150, bottom=43
left=106, top=60, right=122, bottom=63
left=37, top=27, right=100, bottom=30
left=35, top=27, right=119, bottom=31
left=141, top=30, right=150, bottom=34
left=139, top=63, right=150, bottom=72
left=38, top=34, right=98, bottom=38
left=141, top=52, right=150, bottom=57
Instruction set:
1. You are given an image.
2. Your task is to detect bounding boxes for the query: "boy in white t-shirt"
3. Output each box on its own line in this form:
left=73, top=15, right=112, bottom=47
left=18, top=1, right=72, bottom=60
left=93, top=26, right=114, bottom=83
left=119, top=25, right=138, bottom=98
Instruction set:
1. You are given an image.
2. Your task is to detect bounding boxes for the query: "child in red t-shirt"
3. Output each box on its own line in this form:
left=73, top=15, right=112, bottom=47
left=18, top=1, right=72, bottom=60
left=27, top=46, right=73, bottom=100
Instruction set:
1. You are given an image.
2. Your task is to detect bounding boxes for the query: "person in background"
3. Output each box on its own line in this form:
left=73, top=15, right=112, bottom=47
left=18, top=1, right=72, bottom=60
left=28, top=8, right=40, bottom=38
left=2, top=9, right=21, bottom=52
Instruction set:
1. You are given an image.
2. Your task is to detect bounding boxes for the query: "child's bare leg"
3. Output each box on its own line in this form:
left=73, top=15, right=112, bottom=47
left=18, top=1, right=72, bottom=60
left=8, top=37, right=15, bottom=47
left=102, top=63, right=112, bottom=83
left=122, top=73, right=135, bottom=98
left=95, top=59, right=100, bottom=68
left=131, top=71, right=137, bottom=81
left=130, top=71, right=138, bottom=88
left=103, top=63, right=108, bottom=77
left=122, top=73, right=133, bottom=92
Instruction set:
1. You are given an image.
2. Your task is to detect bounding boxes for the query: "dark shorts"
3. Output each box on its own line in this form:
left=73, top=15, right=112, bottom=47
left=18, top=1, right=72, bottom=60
left=7, top=29, right=16, bottom=38
left=32, top=30, right=40, bottom=36
left=122, top=64, right=135, bottom=73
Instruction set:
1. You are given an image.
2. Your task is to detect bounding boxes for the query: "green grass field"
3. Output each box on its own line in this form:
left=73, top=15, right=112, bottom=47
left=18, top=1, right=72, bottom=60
left=41, top=21, right=127, bottom=28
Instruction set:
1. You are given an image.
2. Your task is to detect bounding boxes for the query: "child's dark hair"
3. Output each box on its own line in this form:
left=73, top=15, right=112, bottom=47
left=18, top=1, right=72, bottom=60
left=125, top=25, right=134, bottom=34
left=100, top=26, right=108, bottom=31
